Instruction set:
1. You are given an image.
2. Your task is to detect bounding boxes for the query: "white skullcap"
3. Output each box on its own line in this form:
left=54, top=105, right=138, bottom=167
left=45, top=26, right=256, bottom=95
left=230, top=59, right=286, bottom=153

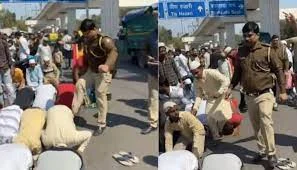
left=163, top=101, right=176, bottom=113
left=29, top=59, right=36, bottom=64
left=159, top=42, right=165, bottom=47
left=224, top=46, right=232, bottom=54
left=281, top=40, right=287, bottom=45
left=184, top=78, right=192, bottom=85
left=189, top=60, right=201, bottom=70
left=43, top=56, right=50, bottom=62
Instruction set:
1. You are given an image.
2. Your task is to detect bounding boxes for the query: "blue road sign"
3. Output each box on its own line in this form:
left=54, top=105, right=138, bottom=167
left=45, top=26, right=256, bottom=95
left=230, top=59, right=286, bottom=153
left=159, top=2, right=165, bottom=19
left=208, top=0, right=245, bottom=17
left=166, top=1, right=206, bottom=18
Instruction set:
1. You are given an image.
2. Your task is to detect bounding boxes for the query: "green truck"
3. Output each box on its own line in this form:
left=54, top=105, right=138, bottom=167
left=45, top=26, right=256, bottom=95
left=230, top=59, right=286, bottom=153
left=119, top=5, right=157, bottom=68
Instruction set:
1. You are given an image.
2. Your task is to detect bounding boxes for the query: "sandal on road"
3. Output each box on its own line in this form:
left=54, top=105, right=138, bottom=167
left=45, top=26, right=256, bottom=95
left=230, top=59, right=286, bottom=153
left=119, top=151, right=140, bottom=164
left=277, top=158, right=296, bottom=169
left=112, top=153, right=133, bottom=166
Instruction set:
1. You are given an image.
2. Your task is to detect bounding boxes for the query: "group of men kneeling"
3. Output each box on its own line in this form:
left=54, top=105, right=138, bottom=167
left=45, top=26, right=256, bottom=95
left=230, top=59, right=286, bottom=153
left=162, top=59, right=243, bottom=159
left=0, top=82, right=91, bottom=170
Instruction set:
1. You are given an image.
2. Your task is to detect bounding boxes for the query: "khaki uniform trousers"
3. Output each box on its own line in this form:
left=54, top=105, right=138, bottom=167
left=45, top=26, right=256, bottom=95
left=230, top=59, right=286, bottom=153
left=72, top=69, right=112, bottom=127
left=148, top=74, right=158, bottom=128
left=246, top=92, right=276, bottom=156
left=173, top=135, right=205, bottom=159
left=44, top=76, right=59, bottom=87
left=42, top=130, right=92, bottom=153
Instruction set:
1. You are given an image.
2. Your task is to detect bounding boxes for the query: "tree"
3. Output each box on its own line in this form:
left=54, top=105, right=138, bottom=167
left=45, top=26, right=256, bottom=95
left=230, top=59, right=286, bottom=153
left=159, top=26, right=172, bottom=44
left=159, top=26, right=184, bottom=49
left=280, top=20, right=297, bottom=39
left=91, top=14, right=101, bottom=27
left=0, top=10, right=27, bottom=31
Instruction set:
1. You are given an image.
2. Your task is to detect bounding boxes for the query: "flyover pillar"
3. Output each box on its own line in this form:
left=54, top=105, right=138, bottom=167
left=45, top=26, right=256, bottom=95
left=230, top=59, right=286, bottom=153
left=101, top=0, right=120, bottom=39
left=60, top=14, right=67, bottom=29
left=67, top=9, right=76, bottom=34
left=259, top=0, right=280, bottom=36
left=225, top=24, right=236, bottom=47
left=218, top=29, right=226, bottom=47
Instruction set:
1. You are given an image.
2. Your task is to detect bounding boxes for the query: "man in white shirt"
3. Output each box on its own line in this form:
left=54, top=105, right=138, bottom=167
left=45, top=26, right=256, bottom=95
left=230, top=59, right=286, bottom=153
left=32, top=84, right=57, bottom=111
left=60, top=30, right=72, bottom=69
left=201, top=48, right=210, bottom=69
left=36, top=37, right=52, bottom=64
left=174, top=49, right=191, bottom=79
left=281, top=40, right=294, bottom=71
left=15, top=32, right=30, bottom=62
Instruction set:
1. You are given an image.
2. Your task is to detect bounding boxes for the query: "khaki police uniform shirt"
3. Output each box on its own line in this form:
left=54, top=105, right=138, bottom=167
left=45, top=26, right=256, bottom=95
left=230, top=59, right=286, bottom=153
left=231, top=41, right=286, bottom=94
left=164, top=111, right=205, bottom=152
left=84, top=35, right=118, bottom=73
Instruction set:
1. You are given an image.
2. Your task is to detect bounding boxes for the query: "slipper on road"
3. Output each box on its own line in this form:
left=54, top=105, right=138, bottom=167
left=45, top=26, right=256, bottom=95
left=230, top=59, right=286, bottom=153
left=112, top=153, right=133, bottom=166
left=119, top=151, right=140, bottom=164
left=277, top=158, right=296, bottom=169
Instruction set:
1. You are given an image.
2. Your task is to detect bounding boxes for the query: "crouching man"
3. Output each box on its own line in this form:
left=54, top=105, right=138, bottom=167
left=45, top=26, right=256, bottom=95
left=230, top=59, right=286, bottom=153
left=41, top=105, right=92, bottom=153
left=164, top=101, right=205, bottom=159
left=189, top=60, right=233, bottom=140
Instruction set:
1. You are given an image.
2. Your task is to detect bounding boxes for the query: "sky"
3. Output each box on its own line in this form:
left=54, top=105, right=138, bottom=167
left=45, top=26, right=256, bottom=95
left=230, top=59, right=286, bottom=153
left=159, top=0, right=297, bottom=36
left=1, top=0, right=296, bottom=34
left=1, top=2, right=100, bottom=20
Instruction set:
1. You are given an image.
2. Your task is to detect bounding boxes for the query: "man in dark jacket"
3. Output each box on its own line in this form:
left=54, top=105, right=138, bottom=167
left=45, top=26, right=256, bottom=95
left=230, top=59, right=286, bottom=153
left=0, top=34, right=15, bottom=106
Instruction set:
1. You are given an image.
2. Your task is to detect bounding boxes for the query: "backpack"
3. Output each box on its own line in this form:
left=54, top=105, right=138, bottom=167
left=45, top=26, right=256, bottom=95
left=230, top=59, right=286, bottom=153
left=201, top=153, right=244, bottom=170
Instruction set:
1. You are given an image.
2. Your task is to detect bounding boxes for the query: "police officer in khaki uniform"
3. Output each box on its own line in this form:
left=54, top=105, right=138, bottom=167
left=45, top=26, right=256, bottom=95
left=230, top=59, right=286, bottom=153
left=72, top=19, right=118, bottom=136
left=226, top=22, right=288, bottom=169
left=271, top=35, right=290, bottom=111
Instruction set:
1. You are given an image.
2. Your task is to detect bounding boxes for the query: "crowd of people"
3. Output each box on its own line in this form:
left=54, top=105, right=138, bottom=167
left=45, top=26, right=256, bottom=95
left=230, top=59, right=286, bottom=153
left=0, top=18, right=118, bottom=169
left=159, top=21, right=297, bottom=170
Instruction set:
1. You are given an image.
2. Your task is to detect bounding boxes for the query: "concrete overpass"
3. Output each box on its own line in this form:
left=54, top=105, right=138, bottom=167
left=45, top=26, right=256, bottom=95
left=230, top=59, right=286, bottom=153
left=191, top=0, right=280, bottom=48
left=28, top=0, right=157, bottom=38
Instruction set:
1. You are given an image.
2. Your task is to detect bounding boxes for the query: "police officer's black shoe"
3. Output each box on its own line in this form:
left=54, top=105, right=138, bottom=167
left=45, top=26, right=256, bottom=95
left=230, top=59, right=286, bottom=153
left=107, top=93, right=112, bottom=101
left=273, top=103, right=278, bottom=111
left=93, top=126, right=106, bottom=136
left=239, top=104, right=248, bottom=113
left=252, top=153, right=267, bottom=163
left=141, top=126, right=157, bottom=135
left=268, top=155, right=278, bottom=169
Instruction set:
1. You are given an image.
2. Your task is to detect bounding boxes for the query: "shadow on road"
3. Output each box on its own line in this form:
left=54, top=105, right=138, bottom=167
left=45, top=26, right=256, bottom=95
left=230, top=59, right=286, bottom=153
left=105, top=112, right=147, bottom=130
left=115, top=75, right=147, bottom=83
left=135, top=109, right=148, bottom=117
left=114, top=60, right=148, bottom=83
left=275, top=133, right=297, bottom=153
left=74, top=116, right=98, bottom=131
left=117, top=99, right=147, bottom=110
left=232, top=136, right=255, bottom=144
left=143, top=155, right=158, bottom=167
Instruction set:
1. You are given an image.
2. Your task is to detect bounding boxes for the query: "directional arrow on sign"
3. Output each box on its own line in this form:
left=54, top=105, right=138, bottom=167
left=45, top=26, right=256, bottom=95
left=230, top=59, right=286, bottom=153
left=238, top=4, right=244, bottom=9
left=198, top=6, right=203, bottom=12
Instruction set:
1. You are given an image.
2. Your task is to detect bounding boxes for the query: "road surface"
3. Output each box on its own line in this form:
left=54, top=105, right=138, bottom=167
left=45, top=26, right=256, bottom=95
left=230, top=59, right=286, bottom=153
left=66, top=58, right=158, bottom=170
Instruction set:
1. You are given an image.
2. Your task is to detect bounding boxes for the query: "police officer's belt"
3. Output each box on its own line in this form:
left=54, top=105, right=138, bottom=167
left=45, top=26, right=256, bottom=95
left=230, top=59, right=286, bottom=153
left=245, top=88, right=271, bottom=97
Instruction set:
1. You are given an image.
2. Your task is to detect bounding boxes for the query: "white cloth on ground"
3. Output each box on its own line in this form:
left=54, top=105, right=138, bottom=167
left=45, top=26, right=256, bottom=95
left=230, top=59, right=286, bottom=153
left=0, top=105, right=23, bottom=143
left=0, top=143, right=33, bottom=170
left=159, top=150, right=199, bottom=170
